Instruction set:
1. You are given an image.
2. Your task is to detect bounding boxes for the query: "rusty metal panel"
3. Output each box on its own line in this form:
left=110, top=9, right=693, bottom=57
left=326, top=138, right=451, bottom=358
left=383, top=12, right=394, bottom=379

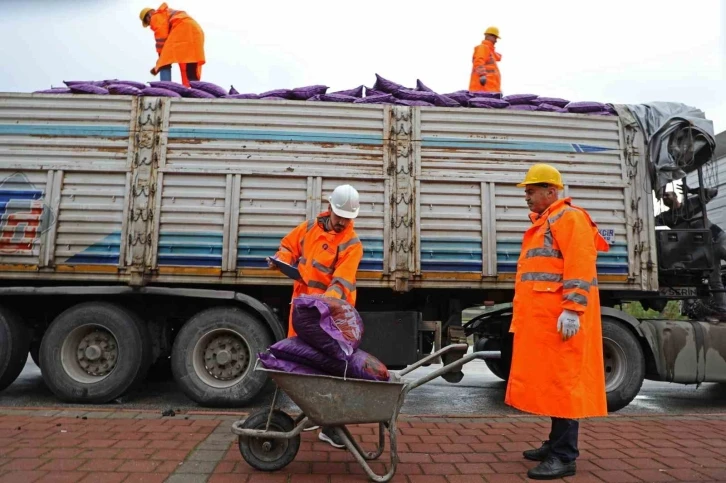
left=416, top=107, right=638, bottom=289
left=54, top=171, right=127, bottom=266
left=157, top=173, right=227, bottom=268
left=164, top=99, right=387, bottom=177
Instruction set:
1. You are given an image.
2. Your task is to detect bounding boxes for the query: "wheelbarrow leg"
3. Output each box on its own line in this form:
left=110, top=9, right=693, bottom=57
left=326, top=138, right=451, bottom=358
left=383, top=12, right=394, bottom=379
left=333, top=421, right=398, bottom=483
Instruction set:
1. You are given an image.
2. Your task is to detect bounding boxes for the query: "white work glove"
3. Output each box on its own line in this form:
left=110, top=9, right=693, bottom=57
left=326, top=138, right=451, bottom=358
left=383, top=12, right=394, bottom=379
left=557, top=309, right=580, bottom=341
left=479, top=76, right=487, bottom=86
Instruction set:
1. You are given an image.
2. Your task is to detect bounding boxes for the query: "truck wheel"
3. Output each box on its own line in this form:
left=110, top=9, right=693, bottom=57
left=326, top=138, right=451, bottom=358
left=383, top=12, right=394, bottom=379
left=603, top=317, right=645, bottom=412
left=171, top=306, right=273, bottom=407
left=0, top=307, right=31, bottom=392
left=39, top=302, right=152, bottom=404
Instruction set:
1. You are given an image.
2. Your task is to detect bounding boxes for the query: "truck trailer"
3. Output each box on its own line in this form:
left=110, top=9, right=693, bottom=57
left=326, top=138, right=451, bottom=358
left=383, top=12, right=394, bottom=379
left=0, top=92, right=717, bottom=411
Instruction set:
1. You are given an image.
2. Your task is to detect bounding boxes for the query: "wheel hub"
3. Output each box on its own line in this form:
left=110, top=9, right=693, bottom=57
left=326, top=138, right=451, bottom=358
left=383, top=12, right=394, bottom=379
left=77, top=330, right=118, bottom=377
left=203, top=334, right=249, bottom=381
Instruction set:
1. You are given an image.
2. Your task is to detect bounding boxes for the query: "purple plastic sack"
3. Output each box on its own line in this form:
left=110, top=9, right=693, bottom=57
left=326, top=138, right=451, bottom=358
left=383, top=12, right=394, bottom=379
left=536, top=103, right=568, bottom=113
left=566, top=101, right=606, bottom=113
left=185, top=88, right=217, bottom=99
left=331, top=85, right=364, bottom=98
left=415, top=79, right=434, bottom=92
left=69, top=84, right=109, bottom=95
left=532, top=96, right=569, bottom=108
left=292, top=295, right=364, bottom=360
left=394, top=88, right=437, bottom=103
left=372, top=74, right=404, bottom=94
left=315, top=94, right=357, bottom=103
left=147, top=81, right=191, bottom=95
left=229, top=85, right=239, bottom=95
left=395, top=99, right=434, bottom=107
left=503, top=94, right=538, bottom=105
left=469, top=97, right=509, bottom=109
left=224, top=93, right=259, bottom=99
left=354, top=94, right=395, bottom=104
left=33, top=88, right=71, bottom=94
left=105, top=80, right=146, bottom=90
left=291, top=85, right=329, bottom=100
left=507, top=104, right=538, bottom=111
left=259, top=89, right=293, bottom=99
left=433, top=94, right=461, bottom=108
left=364, top=88, right=387, bottom=97
left=467, top=91, right=502, bottom=99
left=106, top=84, right=142, bottom=96
left=257, top=352, right=328, bottom=376
left=64, top=80, right=105, bottom=87
left=189, top=81, right=227, bottom=97
left=443, top=92, right=471, bottom=105
left=269, top=337, right=390, bottom=381
left=140, top=87, right=182, bottom=98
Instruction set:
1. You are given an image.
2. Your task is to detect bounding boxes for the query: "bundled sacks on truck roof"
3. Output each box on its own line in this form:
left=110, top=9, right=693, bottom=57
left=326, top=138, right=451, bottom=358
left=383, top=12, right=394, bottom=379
left=30, top=74, right=617, bottom=115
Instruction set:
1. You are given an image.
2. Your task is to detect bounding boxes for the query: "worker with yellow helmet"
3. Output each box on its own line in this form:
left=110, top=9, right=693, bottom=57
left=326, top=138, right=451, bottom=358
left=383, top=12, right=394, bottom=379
left=469, top=26, right=502, bottom=93
left=139, top=3, right=206, bottom=87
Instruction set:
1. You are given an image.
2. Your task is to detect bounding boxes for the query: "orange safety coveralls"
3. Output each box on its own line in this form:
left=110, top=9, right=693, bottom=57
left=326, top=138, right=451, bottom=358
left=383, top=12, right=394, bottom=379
left=469, top=39, right=501, bottom=93
left=149, top=3, right=205, bottom=86
left=505, top=198, right=610, bottom=419
left=272, top=211, right=364, bottom=337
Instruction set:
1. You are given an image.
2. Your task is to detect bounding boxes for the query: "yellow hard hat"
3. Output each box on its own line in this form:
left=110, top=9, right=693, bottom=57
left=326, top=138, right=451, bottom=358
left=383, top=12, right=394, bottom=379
left=516, top=163, right=564, bottom=190
left=484, top=26, right=500, bottom=38
left=140, top=8, right=153, bottom=27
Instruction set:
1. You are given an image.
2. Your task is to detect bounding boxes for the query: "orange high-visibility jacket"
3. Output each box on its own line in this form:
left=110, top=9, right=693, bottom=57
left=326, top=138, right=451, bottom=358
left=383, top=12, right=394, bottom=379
left=469, top=40, right=501, bottom=93
left=149, top=3, right=205, bottom=76
left=505, top=198, right=610, bottom=419
left=273, top=212, right=364, bottom=336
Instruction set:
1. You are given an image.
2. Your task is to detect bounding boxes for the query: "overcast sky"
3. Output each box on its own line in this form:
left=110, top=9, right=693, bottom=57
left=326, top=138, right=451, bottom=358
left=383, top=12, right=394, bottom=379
left=1, top=0, right=725, bottom=134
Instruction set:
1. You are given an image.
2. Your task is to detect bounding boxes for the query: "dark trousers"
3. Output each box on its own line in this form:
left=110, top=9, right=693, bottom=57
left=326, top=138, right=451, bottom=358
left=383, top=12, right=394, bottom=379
left=549, top=418, right=579, bottom=463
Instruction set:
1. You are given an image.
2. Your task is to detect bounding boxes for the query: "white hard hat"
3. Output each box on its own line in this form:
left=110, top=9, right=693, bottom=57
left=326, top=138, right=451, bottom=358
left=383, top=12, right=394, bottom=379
left=328, top=184, right=360, bottom=219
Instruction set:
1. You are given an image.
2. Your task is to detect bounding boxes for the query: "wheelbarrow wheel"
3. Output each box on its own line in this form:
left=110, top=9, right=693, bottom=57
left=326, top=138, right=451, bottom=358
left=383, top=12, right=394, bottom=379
left=238, top=409, right=300, bottom=471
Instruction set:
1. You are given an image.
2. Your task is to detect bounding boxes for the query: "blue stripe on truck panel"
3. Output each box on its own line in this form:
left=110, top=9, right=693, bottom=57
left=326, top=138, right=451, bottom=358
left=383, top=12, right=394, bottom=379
left=421, top=137, right=613, bottom=154
left=0, top=124, right=130, bottom=137
left=167, top=128, right=383, bottom=145
left=420, top=238, right=628, bottom=274
left=64, top=233, right=121, bottom=265
left=158, top=233, right=223, bottom=267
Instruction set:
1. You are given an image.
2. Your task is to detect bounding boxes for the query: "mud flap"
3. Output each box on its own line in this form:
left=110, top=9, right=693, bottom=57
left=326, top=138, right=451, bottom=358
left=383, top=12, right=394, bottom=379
left=441, top=326, right=468, bottom=383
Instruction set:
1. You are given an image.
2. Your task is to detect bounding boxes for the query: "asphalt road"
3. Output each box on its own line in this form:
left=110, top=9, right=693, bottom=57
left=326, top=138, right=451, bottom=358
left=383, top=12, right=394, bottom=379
left=2, top=356, right=726, bottom=416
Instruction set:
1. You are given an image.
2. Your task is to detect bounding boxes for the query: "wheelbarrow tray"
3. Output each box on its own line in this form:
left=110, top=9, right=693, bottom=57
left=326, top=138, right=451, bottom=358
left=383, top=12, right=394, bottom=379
left=260, top=368, right=406, bottom=426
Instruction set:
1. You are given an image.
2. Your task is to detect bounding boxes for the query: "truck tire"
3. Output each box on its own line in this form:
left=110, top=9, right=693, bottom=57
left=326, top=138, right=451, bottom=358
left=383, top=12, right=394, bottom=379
left=0, top=307, right=31, bottom=392
left=39, top=302, right=152, bottom=404
left=171, top=306, right=273, bottom=407
left=475, top=338, right=507, bottom=381
left=602, top=317, right=645, bottom=413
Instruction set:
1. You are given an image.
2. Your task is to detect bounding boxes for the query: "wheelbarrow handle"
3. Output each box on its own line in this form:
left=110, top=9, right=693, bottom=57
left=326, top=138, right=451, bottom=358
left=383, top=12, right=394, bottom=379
left=397, top=343, right=469, bottom=377
left=403, top=350, right=501, bottom=394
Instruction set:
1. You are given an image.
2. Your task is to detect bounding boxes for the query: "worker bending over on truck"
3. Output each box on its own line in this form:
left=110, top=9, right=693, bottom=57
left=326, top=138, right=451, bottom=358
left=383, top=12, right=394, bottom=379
left=469, top=26, right=502, bottom=93
left=267, top=184, right=364, bottom=449
left=139, top=3, right=205, bottom=87
left=506, top=163, right=609, bottom=480
left=656, top=185, right=726, bottom=320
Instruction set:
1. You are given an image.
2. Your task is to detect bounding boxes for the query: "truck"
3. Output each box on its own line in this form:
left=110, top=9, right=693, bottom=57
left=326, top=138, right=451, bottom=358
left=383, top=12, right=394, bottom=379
left=0, top=92, right=718, bottom=411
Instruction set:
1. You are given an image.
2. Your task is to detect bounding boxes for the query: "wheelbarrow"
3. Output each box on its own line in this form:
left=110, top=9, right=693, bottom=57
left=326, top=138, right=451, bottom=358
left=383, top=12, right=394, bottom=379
left=231, top=343, right=500, bottom=482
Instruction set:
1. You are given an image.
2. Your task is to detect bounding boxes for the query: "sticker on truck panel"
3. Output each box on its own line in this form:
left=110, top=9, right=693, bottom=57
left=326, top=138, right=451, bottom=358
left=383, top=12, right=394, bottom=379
left=599, top=228, right=615, bottom=245
left=0, top=172, right=55, bottom=253
left=659, top=286, right=697, bottom=297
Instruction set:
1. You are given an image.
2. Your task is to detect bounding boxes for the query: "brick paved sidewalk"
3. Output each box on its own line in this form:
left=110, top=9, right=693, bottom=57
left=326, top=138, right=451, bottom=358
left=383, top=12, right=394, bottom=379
left=1, top=408, right=726, bottom=482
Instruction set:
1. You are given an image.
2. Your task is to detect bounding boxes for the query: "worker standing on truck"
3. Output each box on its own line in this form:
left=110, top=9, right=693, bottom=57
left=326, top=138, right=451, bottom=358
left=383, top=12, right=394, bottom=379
left=469, top=26, right=502, bottom=93
left=267, top=184, right=363, bottom=449
left=139, top=3, right=205, bottom=87
left=505, top=163, right=609, bottom=480
left=657, top=186, right=726, bottom=320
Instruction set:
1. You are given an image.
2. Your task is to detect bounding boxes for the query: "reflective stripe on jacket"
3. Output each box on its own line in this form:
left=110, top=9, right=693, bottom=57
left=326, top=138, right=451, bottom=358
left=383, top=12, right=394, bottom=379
left=469, top=40, right=501, bottom=93
left=274, top=211, right=363, bottom=336
left=505, top=197, right=610, bottom=419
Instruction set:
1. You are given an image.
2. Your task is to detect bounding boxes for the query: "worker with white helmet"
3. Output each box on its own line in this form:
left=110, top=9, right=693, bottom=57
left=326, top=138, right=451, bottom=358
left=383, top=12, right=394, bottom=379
left=267, top=184, right=364, bottom=449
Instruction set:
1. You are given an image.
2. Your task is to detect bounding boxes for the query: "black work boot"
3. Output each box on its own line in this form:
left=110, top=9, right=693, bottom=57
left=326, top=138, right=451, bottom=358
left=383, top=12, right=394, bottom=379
left=523, top=441, right=551, bottom=461
left=527, top=454, right=576, bottom=480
